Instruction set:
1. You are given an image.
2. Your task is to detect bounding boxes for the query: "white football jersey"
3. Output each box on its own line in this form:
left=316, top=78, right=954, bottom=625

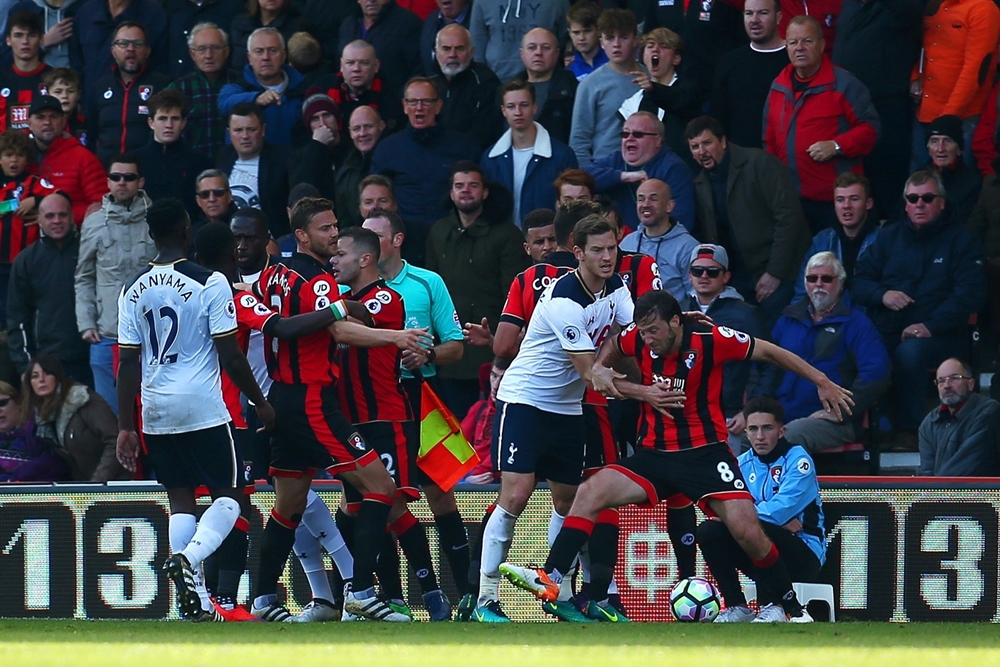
left=497, top=270, right=634, bottom=415
left=118, top=260, right=238, bottom=435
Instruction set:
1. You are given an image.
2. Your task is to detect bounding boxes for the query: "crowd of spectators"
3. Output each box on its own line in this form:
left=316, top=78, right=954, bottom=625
left=0, top=0, right=999, bottom=483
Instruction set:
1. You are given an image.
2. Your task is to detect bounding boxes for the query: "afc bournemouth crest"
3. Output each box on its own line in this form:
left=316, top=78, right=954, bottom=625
left=139, top=86, right=152, bottom=101
left=683, top=350, right=697, bottom=369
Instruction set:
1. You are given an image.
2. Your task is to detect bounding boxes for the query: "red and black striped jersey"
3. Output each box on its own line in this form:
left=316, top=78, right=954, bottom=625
left=616, top=323, right=755, bottom=451
left=220, top=290, right=279, bottom=428
left=0, top=64, right=50, bottom=132
left=499, top=263, right=572, bottom=327
left=257, top=253, right=343, bottom=386
left=616, top=250, right=661, bottom=301
left=337, top=280, right=412, bottom=424
left=0, top=174, right=55, bottom=264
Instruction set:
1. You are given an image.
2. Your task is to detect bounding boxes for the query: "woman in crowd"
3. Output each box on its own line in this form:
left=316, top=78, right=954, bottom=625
left=0, top=380, right=68, bottom=482
left=22, top=354, right=127, bottom=483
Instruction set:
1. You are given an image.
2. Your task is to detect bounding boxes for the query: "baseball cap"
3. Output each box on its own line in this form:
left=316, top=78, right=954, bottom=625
left=690, top=244, right=729, bottom=270
left=28, top=95, right=64, bottom=117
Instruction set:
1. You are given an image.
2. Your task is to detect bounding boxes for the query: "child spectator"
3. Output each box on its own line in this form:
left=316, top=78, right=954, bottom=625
left=566, top=1, right=607, bottom=82
left=41, top=68, right=86, bottom=145
left=460, top=358, right=508, bottom=484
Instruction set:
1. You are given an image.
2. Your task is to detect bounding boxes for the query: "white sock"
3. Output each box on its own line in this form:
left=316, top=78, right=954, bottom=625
left=608, top=578, right=618, bottom=595
left=169, top=513, right=197, bottom=554
left=478, top=505, right=517, bottom=606
left=302, top=490, right=354, bottom=579
left=192, top=562, right=213, bottom=611
left=295, top=523, right=336, bottom=602
left=180, top=497, right=240, bottom=568
left=548, top=508, right=565, bottom=547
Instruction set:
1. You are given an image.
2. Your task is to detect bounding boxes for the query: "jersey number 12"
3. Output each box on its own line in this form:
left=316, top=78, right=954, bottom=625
left=144, top=306, right=179, bottom=365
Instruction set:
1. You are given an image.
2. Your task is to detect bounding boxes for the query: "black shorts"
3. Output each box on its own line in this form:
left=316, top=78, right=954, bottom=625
left=267, top=382, right=376, bottom=477
left=146, top=423, right=244, bottom=490
left=494, top=400, right=585, bottom=486
left=583, top=403, right=618, bottom=477
left=343, top=421, right=419, bottom=507
left=608, top=443, right=752, bottom=514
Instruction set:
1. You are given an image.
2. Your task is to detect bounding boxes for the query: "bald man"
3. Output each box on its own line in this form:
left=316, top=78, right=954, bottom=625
left=330, top=40, right=404, bottom=134
left=336, top=106, right=388, bottom=229
left=513, top=28, right=578, bottom=144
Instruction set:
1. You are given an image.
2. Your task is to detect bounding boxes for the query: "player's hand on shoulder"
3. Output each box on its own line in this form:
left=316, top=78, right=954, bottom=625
left=254, top=400, right=276, bottom=432
left=116, top=430, right=139, bottom=473
left=682, top=311, right=713, bottom=327
left=394, top=327, right=434, bottom=352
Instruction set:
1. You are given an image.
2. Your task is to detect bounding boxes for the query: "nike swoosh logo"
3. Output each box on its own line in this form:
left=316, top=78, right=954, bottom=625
left=451, top=544, right=467, bottom=550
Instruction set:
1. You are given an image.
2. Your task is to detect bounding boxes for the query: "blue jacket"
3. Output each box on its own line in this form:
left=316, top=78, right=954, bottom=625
left=739, top=439, right=826, bottom=566
left=480, top=123, right=578, bottom=227
left=587, top=144, right=695, bottom=232
left=771, top=298, right=891, bottom=423
left=218, top=65, right=306, bottom=147
left=793, top=225, right=880, bottom=303
left=69, top=0, right=168, bottom=92
left=852, top=207, right=988, bottom=337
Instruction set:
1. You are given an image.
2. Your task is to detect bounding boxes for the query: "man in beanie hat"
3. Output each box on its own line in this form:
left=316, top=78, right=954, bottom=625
left=290, top=93, right=344, bottom=200
left=922, top=114, right=982, bottom=224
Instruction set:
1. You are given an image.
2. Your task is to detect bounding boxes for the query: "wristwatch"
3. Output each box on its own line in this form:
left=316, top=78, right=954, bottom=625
left=426, top=347, right=437, bottom=363
left=832, top=141, right=842, bottom=156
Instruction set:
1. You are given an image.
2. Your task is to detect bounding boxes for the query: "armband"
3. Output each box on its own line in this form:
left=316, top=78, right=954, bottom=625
left=329, top=299, right=349, bottom=321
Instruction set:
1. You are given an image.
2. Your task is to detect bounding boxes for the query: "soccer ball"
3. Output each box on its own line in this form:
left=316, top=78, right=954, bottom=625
left=669, top=576, right=721, bottom=622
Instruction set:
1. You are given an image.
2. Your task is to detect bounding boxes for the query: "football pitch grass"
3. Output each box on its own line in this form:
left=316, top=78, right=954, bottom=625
left=2, top=620, right=999, bottom=667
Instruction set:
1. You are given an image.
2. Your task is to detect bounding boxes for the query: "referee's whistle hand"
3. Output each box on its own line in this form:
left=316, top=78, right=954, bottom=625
left=255, top=400, right=276, bottom=432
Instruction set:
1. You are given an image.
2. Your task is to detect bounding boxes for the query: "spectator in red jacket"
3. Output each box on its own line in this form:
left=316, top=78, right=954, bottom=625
left=27, top=95, right=106, bottom=223
left=763, top=15, right=879, bottom=235
left=460, top=358, right=508, bottom=484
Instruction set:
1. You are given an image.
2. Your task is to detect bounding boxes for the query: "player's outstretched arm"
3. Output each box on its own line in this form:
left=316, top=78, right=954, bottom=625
left=115, top=347, right=142, bottom=473
left=214, top=333, right=276, bottom=430
left=330, top=320, right=433, bottom=352
left=751, top=338, right=855, bottom=420
left=266, top=299, right=350, bottom=340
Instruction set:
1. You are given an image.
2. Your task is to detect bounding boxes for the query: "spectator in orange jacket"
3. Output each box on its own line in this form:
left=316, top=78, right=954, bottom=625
left=26, top=96, right=106, bottom=223
left=910, top=0, right=1000, bottom=171
left=763, top=15, right=879, bottom=235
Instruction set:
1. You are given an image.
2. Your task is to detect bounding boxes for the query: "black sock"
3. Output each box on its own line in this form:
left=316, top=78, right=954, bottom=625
left=467, top=505, right=494, bottom=597
left=335, top=508, right=356, bottom=552
left=352, top=495, right=392, bottom=592
left=545, top=516, right=594, bottom=577
left=216, top=517, right=249, bottom=600
left=394, top=511, right=439, bottom=595
left=667, top=505, right=698, bottom=580
left=255, top=510, right=299, bottom=599
left=588, top=514, right=618, bottom=602
left=434, top=510, right=470, bottom=596
left=753, top=543, right=801, bottom=615
left=696, top=520, right=748, bottom=607
left=376, top=531, right=404, bottom=601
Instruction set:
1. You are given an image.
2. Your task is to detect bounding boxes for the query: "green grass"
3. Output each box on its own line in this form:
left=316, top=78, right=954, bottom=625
left=3, top=621, right=1000, bottom=667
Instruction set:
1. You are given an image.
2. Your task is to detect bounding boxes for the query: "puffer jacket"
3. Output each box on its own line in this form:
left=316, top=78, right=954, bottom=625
left=29, top=134, right=107, bottom=223
left=36, top=384, right=128, bottom=482
left=75, top=192, right=157, bottom=338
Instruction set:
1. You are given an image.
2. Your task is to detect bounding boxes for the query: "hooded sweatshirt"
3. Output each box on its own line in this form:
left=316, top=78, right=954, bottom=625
left=470, top=0, right=570, bottom=82
left=619, top=218, right=699, bottom=301
left=6, top=0, right=81, bottom=67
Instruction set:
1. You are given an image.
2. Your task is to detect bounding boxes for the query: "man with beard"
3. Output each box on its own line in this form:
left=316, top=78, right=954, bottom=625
left=769, top=252, right=890, bottom=452
left=918, top=358, right=1000, bottom=476
left=429, top=23, right=503, bottom=151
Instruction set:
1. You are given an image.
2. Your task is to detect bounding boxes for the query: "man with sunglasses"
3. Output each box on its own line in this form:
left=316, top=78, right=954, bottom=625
left=191, top=169, right=235, bottom=240
left=854, top=170, right=987, bottom=450
left=75, top=153, right=157, bottom=413
left=918, top=358, right=1000, bottom=476
left=770, top=251, right=890, bottom=452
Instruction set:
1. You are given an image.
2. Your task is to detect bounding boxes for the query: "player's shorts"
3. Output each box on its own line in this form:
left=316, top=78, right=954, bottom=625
left=194, top=425, right=255, bottom=498
left=146, top=422, right=245, bottom=490
left=608, top=442, right=753, bottom=515
left=494, top=400, right=585, bottom=486
left=267, top=382, right=377, bottom=477
left=342, top=421, right=420, bottom=506
left=583, top=403, right=618, bottom=478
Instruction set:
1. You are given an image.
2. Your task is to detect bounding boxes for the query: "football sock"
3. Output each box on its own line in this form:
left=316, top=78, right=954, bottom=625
left=468, top=505, right=495, bottom=597
left=294, top=523, right=335, bottom=602
left=579, top=542, right=592, bottom=583
left=548, top=508, right=565, bottom=546
left=667, top=504, right=698, bottom=580
left=375, top=531, right=405, bottom=602
left=335, top=508, right=356, bottom=551
left=168, top=513, right=197, bottom=554
left=478, top=504, right=516, bottom=606
left=434, top=510, right=471, bottom=596
left=303, top=490, right=354, bottom=579
left=752, top=543, right=802, bottom=615
left=549, top=509, right=573, bottom=601
left=255, top=509, right=300, bottom=598
left=352, top=494, right=393, bottom=592
left=181, top=496, right=240, bottom=568
left=696, top=519, right=747, bottom=606
left=392, top=510, right=439, bottom=595
left=544, top=516, right=594, bottom=581
left=216, top=516, right=249, bottom=602
left=588, top=510, right=619, bottom=602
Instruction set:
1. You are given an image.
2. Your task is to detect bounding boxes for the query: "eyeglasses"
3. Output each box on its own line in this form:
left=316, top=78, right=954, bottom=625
left=805, top=274, right=837, bottom=284
left=108, top=173, right=139, bottom=182
left=934, top=374, right=972, bottom=387
left=112, top=39, right=146, bottom=49
left=403, top=98, right=438, bottom=107
left=191, top=45, right=227, bottom=53
left=0, top=397, right=11, bottom=408
left=620, top=130, right=656, bottom=139
left=690, top=266, right=723, bottom=278
left=196, top=188, right=228, bottom=199
left=904, top=193, right=942, bottom=204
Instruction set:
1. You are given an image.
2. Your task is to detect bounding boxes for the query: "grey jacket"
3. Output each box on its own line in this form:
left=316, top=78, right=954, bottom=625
left=75, top=192, right=157, bottom=338
left=918, top=392, right=1000, bottom=476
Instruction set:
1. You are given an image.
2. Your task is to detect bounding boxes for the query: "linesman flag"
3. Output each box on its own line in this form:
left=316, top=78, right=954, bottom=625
left=417, top=383, right=480, bottom=491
